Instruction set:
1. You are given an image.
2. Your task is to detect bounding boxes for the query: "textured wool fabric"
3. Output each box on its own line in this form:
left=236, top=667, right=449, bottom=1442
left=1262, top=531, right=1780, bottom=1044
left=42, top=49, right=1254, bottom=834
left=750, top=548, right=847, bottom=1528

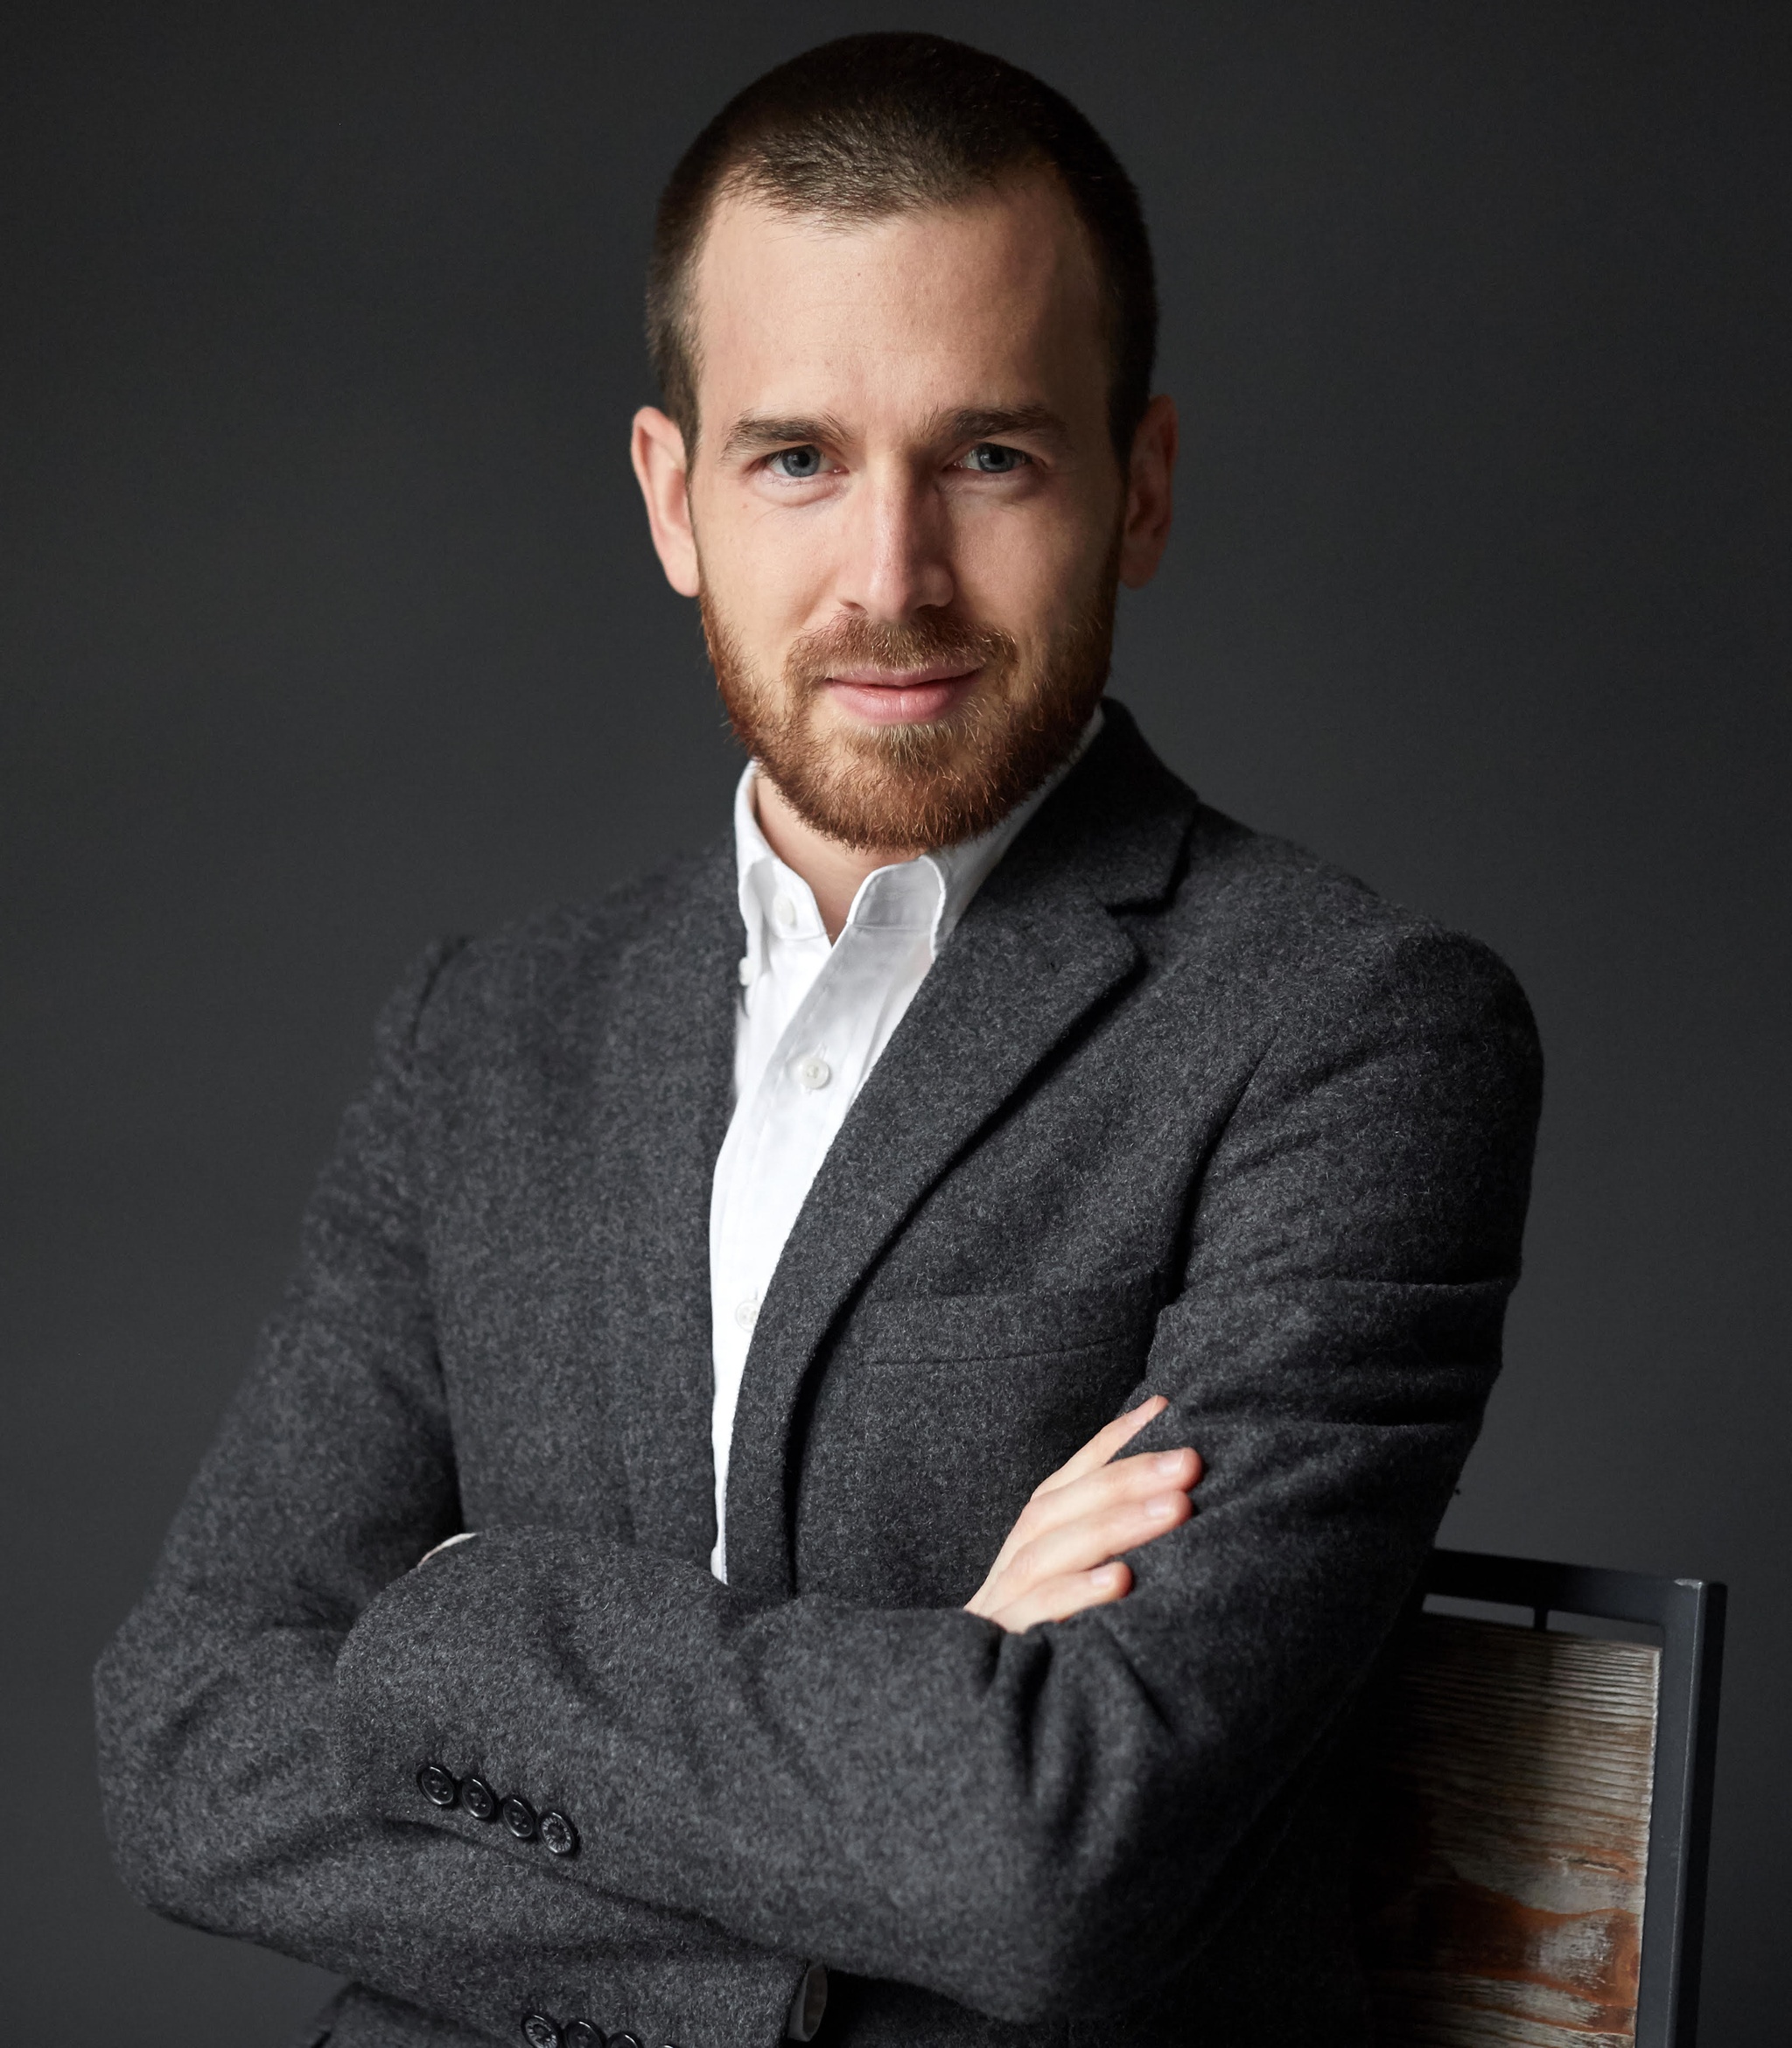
left=94, top=704, right=1542, bottom=2048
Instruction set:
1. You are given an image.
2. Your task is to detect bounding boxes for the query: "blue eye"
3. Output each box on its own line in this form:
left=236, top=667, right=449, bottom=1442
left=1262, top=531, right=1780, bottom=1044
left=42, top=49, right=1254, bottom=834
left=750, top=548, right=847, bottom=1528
left=769, top=445, right=823, bottom=479
left=965, top=443, right=1028, bottom=473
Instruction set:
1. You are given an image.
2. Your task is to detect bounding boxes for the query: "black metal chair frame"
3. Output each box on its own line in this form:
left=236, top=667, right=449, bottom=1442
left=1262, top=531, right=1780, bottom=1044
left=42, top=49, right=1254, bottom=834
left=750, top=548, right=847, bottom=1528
left=1423, top=1549, right=1726, bottom=2048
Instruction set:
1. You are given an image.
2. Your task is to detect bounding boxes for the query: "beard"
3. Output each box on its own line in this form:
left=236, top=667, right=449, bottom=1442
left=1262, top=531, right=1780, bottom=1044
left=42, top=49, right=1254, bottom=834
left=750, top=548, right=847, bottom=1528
left=700, top=555, right=1118, bottom=855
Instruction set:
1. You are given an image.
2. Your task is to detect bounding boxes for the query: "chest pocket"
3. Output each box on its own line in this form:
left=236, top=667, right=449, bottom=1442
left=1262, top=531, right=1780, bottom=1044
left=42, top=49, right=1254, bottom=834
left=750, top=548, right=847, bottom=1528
left=794, top=1274, right=1159, bottom=1607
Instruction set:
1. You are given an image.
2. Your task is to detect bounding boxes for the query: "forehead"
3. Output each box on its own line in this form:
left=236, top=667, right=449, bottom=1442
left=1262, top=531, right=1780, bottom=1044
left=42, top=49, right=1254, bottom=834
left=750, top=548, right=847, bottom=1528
left=687, top=175, right=1109, bottom=433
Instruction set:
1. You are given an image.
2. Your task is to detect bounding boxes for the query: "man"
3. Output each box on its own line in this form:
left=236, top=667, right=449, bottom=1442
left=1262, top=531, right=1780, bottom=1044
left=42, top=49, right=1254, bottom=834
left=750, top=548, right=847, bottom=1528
left=96, top=33, right=1541, bottom=2048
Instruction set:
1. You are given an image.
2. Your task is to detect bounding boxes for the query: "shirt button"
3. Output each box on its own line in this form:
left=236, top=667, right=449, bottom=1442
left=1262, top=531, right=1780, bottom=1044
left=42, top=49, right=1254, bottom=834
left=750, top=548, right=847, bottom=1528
left=796, top=1054, right=831, bottom=1091
left=737, top=956, right=752, bottom=986
left=772, top=892, right=796, bottom=926
left=733, top=1296, right=759, bottom=1332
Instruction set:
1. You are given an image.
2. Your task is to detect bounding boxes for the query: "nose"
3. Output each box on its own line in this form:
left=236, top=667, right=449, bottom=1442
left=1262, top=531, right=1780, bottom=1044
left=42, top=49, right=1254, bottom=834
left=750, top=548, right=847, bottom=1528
left=836, top=461, right=955, bottom=622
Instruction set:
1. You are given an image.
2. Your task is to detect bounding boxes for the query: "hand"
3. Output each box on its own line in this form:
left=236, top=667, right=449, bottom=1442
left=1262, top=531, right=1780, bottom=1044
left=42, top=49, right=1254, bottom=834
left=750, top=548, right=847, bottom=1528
left=965, top=1396, right=1200, bottom=1634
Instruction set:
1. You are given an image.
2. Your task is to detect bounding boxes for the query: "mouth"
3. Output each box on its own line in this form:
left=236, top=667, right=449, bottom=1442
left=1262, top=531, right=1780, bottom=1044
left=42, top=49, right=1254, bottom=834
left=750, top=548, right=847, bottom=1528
left=822, top=663, right=982, bottom=726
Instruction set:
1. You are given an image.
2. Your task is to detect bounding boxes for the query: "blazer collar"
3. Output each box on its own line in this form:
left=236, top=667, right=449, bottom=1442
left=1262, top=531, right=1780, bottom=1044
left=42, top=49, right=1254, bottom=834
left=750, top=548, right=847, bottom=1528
left=722, top=700, right=1199, bottom=1597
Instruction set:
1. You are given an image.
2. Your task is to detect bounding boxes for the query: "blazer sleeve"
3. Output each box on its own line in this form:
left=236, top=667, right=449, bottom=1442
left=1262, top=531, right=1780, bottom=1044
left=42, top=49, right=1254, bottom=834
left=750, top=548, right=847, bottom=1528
left=93, top=942, right=814, bottom=2048
left=328, top=925, right=1544, bottom=2024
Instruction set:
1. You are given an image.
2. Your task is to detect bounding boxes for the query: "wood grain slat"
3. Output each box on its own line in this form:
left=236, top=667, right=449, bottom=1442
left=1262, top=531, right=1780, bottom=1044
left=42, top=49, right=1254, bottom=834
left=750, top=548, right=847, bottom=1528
left=1358, top=1614, right=1660, bottom=2047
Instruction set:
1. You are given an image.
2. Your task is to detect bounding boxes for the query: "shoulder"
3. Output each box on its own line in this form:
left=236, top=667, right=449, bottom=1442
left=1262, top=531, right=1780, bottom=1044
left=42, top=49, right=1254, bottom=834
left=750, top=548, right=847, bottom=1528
left=379, top=835, right=734, bottom=1059
left=1172, top=805, right=1505, bottom=975
left=1056, top=704, right=1527, bottom=1026
left=1171, top=805, right=1407, bottom=955
left=1151, top=806, right=1538, bottom=1080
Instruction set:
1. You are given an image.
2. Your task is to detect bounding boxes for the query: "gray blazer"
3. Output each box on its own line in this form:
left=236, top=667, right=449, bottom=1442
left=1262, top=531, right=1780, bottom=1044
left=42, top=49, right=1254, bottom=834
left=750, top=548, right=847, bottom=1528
left=95, top=703, right=1542, bottom=2048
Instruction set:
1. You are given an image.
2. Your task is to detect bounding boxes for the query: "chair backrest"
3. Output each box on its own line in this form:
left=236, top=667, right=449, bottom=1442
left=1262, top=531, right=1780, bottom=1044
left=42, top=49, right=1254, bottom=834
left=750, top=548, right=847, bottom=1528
left=1355, top=1549, right=1725, bottom=2048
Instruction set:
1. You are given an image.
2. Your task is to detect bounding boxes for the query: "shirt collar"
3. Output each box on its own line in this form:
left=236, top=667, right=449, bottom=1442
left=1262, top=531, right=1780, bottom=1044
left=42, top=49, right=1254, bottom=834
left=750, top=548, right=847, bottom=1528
left=732, top=706, right=1104, bottom=978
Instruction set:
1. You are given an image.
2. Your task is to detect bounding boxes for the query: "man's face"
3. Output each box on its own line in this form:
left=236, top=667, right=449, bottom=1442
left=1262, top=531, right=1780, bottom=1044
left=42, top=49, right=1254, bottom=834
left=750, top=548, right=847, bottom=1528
left=634, top=172, right=1172, bottom=852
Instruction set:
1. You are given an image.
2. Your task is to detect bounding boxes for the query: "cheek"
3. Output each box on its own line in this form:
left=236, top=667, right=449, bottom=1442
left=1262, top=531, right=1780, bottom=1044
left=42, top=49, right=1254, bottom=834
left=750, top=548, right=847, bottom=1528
left=952, top=500, right=1111, bottom=629
left=697, top=487, right=833, bottom=640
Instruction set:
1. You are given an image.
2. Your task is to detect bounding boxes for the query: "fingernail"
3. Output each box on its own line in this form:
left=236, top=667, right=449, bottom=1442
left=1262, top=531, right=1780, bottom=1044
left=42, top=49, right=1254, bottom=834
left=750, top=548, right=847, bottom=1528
left=1154, top=1450, right=1188, bottom=1477
left=1144, top=1492, right=1181, bottom=1520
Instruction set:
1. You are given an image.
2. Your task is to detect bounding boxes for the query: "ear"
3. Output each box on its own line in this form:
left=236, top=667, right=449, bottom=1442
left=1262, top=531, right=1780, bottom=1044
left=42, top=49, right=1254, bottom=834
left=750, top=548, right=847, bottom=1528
left=631, top=406, right=701, bottom=598
left=1117, top=394, right=1178, bottom=591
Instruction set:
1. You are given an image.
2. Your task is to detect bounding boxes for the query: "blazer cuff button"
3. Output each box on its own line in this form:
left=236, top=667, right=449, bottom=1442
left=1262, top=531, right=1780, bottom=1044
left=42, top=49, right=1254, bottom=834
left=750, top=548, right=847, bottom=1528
left=462, top=1774, right=499, bottom=1821
left=539, top=1808, right=579, bottom=1857
left=521, top=2015, right=561, bottom=2048
left=416, top=1763, right=458, bottom=1809
left=563, top=2024, right=603, bottom=2048
left=502, top=1794, right=539, bottom=1841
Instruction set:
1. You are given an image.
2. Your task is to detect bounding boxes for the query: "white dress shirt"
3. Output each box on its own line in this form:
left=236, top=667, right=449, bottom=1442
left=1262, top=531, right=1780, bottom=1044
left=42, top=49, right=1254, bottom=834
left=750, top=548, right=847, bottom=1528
left=707, top=713, right=1101, bottom=1583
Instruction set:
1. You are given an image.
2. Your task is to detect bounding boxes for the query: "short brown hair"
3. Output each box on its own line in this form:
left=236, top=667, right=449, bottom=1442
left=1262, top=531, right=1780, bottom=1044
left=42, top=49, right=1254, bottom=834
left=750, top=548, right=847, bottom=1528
left=647, top=32, right=1158, bottom=460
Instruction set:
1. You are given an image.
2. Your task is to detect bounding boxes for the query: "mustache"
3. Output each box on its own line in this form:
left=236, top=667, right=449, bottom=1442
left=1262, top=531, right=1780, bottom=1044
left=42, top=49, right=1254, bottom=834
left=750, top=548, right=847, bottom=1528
left=784, top=612, right=1018, bottom=689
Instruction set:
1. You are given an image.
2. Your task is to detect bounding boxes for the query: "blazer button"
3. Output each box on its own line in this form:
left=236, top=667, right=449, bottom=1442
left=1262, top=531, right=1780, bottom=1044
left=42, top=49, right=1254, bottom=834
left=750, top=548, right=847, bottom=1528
left=564, top=2024, right=604, bottom=2048
left=416, top=1764, right=458, bottom=1809
left=502, top=1794, right=539, bottom=1842
left=539, top=1809, right=579, bottom=1858
left=462, top=1775, right=499, bottom=1822
left=608, top=2035, right=642, bottom=2048
left=521, top=2015, right=561, bottom=2048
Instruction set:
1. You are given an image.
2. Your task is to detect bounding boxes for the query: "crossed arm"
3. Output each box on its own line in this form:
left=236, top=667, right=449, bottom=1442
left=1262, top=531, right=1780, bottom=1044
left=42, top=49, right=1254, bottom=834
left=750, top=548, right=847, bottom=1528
left=95, top=925, right=1537, bottom=2045
left=422, top=1397, right=1197, bottom=1630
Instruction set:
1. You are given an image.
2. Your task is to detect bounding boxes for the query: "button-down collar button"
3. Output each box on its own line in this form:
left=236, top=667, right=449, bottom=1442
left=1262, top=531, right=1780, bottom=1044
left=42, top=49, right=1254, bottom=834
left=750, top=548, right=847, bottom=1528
left=771, top=892, right=797, bottom=927
left=521, top=2015, right=562, bottom=2048
left=539, top=1807, right=579, bottom=1857
left=563, top=2024, right=603, bottom=2048
left=796, top=1054, right=831, bottom=1091
left=733, top=1295, right=759, bottom=1332
left=501, top=1794, right=539, bottom=1842
left=461, top=1775, right=498, bottom=1822
left=416, top=1763, right=458, bottom=1809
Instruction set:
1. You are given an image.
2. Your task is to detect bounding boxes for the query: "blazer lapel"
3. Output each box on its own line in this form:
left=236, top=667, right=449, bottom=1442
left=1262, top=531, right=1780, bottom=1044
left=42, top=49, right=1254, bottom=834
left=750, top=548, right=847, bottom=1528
left=592, top=838, right=739, bottom=1564
left=722, top=704, right=1198, bottom=1598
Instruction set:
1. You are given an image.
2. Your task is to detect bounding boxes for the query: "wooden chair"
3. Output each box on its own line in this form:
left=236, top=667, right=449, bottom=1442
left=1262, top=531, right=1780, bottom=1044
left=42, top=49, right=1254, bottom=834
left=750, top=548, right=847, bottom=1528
left=1355, top=1550, right=1726, bottom=2048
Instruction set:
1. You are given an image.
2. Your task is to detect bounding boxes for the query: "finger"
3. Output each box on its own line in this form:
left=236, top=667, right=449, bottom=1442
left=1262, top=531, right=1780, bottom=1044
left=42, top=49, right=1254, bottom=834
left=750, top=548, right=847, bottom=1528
left=967, top=1406, right=1196, bottom=1619
left=1034, top=1394, right=1169, bottom=1496
left=1026, top=1445, right=1203, bottom=1536
left=984, top=1446, right=1202, bottom=1586
left=991, top=1480, right=1194, bottom=1600
left=987, top=1561, right=1134, bottom=1635
left=970, top=1462, right=1195, bottom=1617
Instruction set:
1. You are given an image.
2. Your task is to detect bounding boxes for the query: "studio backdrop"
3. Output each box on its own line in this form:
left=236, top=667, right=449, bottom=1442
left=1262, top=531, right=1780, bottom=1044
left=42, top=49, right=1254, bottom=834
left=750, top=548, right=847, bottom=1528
left=2, top=3, right=1786, bottom=2042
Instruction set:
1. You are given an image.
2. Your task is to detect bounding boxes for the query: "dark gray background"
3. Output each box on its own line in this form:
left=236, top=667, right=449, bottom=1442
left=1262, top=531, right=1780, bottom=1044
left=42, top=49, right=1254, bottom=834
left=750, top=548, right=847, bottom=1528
left=4, top=2, right=1785, bottom=2038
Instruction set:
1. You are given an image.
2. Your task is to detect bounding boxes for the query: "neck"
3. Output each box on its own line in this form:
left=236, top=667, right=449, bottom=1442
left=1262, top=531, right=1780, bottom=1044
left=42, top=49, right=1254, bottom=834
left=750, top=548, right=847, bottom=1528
left=752, top=773, right=915, bottom=940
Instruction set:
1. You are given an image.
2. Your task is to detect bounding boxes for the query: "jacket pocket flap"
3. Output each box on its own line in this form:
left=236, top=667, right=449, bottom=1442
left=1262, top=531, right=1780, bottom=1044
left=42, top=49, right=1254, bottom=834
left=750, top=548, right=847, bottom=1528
left=842, top=1271, right=1158, bottom=1366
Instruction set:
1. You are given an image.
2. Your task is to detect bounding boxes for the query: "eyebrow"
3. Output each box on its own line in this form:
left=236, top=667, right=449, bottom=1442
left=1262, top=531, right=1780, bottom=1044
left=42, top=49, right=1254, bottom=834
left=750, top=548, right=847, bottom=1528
left=934, top=404, right=1068, bottom=447
left=717, top=402, right=1070, bottom=464
left=718, top=413, right=850, bottom=461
